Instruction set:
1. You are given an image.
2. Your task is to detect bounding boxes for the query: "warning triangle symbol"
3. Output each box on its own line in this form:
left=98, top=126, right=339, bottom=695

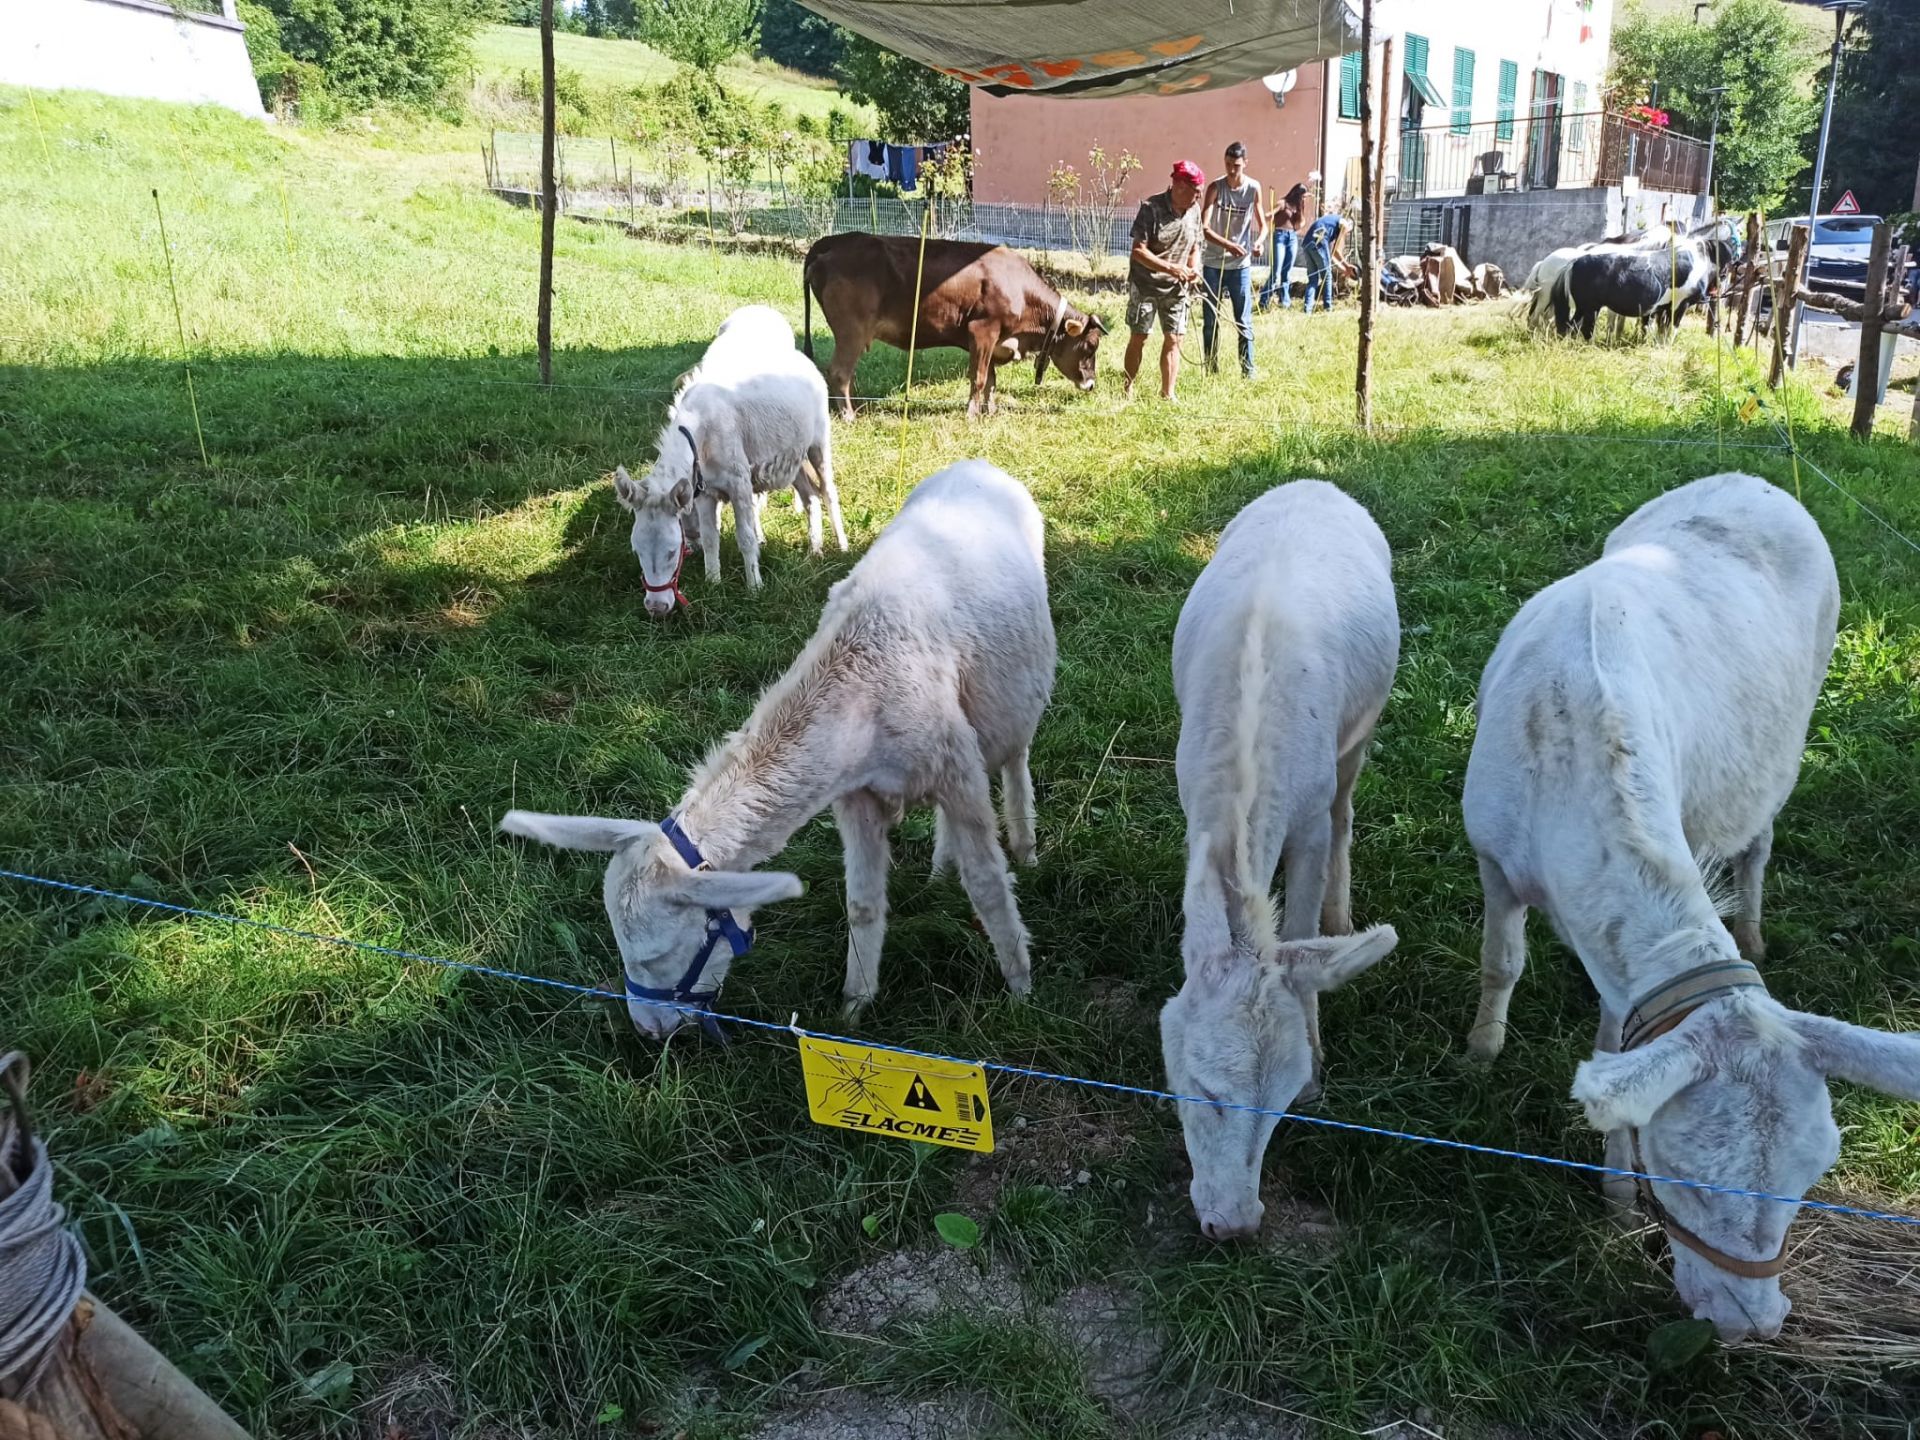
left=1832, top=189, right=1860, bottom=215
left=902, top=1075, right=942, bottom=1112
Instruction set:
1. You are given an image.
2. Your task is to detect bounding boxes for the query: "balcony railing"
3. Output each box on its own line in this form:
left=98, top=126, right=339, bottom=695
left=1393, top=110, right=1708, bottom=201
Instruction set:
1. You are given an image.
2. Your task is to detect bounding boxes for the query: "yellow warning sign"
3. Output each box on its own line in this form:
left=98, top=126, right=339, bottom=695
left=797, top=1036, right=994, bottom=1153
left=1739, top=394, right=1760, bottom=423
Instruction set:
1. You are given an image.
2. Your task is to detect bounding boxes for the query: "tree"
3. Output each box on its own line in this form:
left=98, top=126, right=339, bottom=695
left=1607, top=0, right=1819, bottom=212
left=1814, top=1, right=1920, bottom=219
left=757, top=0, right=846, bottom=76
left=836, top=33, right=970, bottom=141
left=647, top=0, right=759, bottom=71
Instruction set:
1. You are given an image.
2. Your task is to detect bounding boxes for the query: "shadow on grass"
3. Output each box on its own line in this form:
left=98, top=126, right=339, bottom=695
left=5, top=344, right=1920, bottom=1437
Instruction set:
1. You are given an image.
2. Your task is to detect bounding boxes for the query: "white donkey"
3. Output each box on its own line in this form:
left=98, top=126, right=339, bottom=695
left=1466, top=471, right=1920, bottom=1340
left=1159, top=481, right=1402, bottom=1240
left=503, top=460, right=1054, bottom=1033
left=616, top=305, right=847, bottom=616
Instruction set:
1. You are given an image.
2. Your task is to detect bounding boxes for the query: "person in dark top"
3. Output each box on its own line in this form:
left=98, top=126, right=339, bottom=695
left=1259, top=181, right=1311, bottom=312
left=1123, top=160, right=1245, bottom=402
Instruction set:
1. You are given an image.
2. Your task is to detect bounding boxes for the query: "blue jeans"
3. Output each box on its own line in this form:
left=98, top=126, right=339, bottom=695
left=1201, top=264, right=1254, bottom=375
left=1259, top=229, right=1297, bottom=309
left=1302, top=237, right=1334, bottom=313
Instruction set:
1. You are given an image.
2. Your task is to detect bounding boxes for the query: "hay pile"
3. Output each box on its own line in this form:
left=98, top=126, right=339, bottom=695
left=1766, top=1197, right=1920, bottom=1370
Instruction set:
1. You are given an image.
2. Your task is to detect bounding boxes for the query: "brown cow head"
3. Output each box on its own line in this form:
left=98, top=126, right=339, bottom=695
left=1035, top=310, right=1107, bottom=392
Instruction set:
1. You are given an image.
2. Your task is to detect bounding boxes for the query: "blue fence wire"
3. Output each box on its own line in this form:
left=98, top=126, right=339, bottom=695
left=6, top=866, right=1918, bottom=1230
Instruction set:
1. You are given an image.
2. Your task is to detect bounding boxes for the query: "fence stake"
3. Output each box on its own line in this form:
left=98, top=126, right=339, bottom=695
left=150, top=189, right=209, bottom=469
left=895, top=203, right=932, bottom=496
left=25, top=87, right=53, bottom=173
left=1849, top=219, right=1892, bottom=440
left=869, top=187, right=878, bottom=234
left=706, top=162, right=716, bottom=249
left=537, top=0, right=556, bottom=386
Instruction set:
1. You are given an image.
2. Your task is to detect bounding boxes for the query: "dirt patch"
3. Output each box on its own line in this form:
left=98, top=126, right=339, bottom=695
left=816, top=1251, right=1166, bottom=1418
left=1164, top=1405, right=1308, bottom=1440
left=949, top=1089, right=1139, bottom=1215
left=1140, top=1152, right=1344, bottom=1260
left=1047, top=1284, right=1165, bottom=1417
left=748, top=1388, right=1000, bottom=1440
left=815, top=1247, right=1022, bottom=1336
left=356, top=1362, right=462, bottom=1440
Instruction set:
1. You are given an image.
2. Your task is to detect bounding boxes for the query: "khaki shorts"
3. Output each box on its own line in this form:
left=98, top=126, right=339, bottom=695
left=1126, top=285, right=1190, bottom=337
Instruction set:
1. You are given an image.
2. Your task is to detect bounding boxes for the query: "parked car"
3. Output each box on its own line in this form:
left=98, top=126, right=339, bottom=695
left=1757, top=213, right=1912, bottom=329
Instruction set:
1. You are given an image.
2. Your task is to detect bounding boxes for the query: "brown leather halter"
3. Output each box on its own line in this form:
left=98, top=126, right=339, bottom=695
left=1620, top=957, right=1791, bottom=1280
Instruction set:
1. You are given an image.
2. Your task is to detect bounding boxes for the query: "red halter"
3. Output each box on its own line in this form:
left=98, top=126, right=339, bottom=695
left=644, top=538, right=694, bottom=610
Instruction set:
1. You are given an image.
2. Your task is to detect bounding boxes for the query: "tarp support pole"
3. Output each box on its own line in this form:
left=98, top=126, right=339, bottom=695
left=537, top=0, right=556, bottom=387
left=1355, top=0, right=1377, bottom=430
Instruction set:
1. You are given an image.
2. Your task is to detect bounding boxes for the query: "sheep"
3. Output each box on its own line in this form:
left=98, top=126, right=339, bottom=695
left=502, top=459, right=1055, bottom=1034
left=616, top=305, right=847, bottom=616
left=1464, top=471, right=1920, bottom=1341
left=1158, top=480, right=1402, bottom=1241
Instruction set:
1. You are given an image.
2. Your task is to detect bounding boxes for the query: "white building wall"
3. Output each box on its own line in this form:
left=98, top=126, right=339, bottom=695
left=3, top=0, right=267, bottom=119
left=1319, top=0, right=1614, bottom=209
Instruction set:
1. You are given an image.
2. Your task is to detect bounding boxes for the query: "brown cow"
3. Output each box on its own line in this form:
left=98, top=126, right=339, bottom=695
left=802, top=232, right=1107, bottom=420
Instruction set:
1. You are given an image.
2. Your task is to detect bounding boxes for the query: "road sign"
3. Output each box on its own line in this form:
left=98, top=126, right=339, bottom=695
left=1832, top=190, right=1861, bottom=215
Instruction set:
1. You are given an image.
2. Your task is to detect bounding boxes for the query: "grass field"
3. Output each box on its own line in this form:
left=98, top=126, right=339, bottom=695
left=5, top=86, right=1920, bottom=1440
left=468, top=23, right=873, bottom=128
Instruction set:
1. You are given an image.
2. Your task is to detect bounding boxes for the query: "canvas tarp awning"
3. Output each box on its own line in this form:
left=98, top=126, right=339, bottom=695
left=797, top=0, right=1362, bottom=98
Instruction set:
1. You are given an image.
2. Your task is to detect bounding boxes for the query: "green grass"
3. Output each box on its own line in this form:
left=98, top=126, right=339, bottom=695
left=467, top=23, right=872, bottom=127
left=5, top=86, right=1920, bottom=1439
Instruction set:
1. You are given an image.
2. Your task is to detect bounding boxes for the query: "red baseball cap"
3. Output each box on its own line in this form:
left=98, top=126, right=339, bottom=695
left=1171, top=160, right=1205, bottom=187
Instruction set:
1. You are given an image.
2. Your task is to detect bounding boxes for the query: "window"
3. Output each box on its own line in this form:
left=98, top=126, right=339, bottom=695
left=1403, top=34, right=1446, bottom=110
left=1569, top=80, right=1588, bottom=145
left=1339, top=51, right=1361, bottom=119
left=1496, top=59, right=1519, bottom=140
left=1451, top=47, right=1475, bottom=136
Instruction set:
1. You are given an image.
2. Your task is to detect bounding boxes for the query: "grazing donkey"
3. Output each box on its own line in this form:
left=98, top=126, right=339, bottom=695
left=503, top=460, right=1055, bottom=1034
left=1465, top=471, right=1920, bottom=1340
left=1159, top=481, right=1402, bottom=1240
left=616, top=305, right=847, bottom=616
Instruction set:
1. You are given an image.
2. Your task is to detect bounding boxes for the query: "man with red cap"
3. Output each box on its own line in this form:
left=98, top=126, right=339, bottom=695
left=1123, top=159, right=1244, bottom=401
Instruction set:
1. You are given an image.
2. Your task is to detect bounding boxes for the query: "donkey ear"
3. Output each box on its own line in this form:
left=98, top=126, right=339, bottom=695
left=1570, top=1030, right=1714, bottom=1132
left=499, top=810, right=656, bottom=853
left=612, top=466, right=642, bottom=510
left=1795, top=1013, right=1920, bottom=1101
left=1179, top=837, right=1234, bottom=977
left=670, top=869, right=803, bottom=912
left=1278, top=925, right=1398, bottom=994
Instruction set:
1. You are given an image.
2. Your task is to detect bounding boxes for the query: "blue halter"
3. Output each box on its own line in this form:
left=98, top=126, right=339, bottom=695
left=623, top=814, right=753, bottom=1042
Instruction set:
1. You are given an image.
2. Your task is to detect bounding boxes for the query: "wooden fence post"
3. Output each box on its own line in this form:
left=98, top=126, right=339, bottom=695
left=1731, top=211, right=1760, bottom=347
left=1850, top=220, right=1891, bottom=439
left=1769, top=223, right=1807, bottom=390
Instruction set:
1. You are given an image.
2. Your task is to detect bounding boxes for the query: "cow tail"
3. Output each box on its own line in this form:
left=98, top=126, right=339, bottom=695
left=802, top=250, right=816, bottom=360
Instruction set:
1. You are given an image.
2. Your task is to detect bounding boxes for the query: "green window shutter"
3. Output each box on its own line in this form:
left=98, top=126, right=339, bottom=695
left=1404, top=32, right=1428, bottom=78
left=1339, top=51, right=1361, bottom=119
left=1451, top=47, right=1474, bottom=136
left=1496, top=60, right=1518, bottom=140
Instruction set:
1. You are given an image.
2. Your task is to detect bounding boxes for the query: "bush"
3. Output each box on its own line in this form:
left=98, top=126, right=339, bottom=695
left=258, top=0, right=490, bottom=109
left=238, top=0, right=340, bottom=120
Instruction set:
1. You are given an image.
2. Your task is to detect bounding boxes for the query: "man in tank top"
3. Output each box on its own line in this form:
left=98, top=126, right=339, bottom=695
left=1200, top=142, right=1264, bottom=380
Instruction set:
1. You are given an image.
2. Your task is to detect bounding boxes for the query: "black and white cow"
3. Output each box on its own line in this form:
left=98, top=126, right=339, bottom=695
left=1552, top=228, right=1733, bottom=340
